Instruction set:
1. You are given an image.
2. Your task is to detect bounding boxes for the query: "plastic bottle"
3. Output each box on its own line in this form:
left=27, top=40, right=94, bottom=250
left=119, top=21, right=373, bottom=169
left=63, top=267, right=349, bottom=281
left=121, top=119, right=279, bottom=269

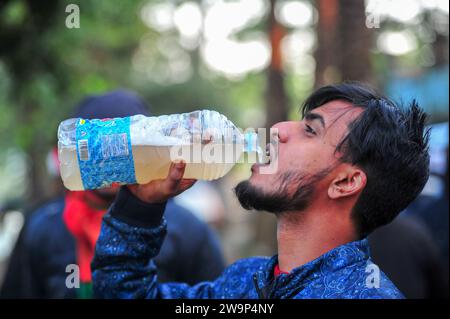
left=57, top=110, right=262, bottom=191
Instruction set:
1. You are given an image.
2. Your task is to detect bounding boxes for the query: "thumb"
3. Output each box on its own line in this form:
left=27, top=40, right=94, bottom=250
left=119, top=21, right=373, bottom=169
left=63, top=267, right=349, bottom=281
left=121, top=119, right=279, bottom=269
left=163, top=161, right=186, bottom=193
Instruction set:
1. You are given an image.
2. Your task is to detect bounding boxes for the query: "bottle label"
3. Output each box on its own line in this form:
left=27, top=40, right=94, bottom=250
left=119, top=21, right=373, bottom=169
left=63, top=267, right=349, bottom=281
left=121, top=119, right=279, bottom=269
left=75, top=117, right=137, bottom=189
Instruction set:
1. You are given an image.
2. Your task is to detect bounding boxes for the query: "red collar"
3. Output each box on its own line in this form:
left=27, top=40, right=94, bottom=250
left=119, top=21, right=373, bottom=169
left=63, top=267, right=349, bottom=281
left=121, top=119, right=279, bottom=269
left=274, top=264, right=289, bottom=277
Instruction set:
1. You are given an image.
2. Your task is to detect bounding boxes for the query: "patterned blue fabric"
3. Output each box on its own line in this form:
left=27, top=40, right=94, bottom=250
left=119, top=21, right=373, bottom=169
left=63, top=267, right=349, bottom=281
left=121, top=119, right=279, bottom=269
left=92, top=214, right=404, bottom=299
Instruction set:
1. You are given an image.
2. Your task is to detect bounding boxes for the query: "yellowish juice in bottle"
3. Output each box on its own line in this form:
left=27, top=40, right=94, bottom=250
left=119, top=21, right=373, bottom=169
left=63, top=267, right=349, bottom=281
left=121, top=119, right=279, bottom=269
left=59, top=143, right=244, bottom=191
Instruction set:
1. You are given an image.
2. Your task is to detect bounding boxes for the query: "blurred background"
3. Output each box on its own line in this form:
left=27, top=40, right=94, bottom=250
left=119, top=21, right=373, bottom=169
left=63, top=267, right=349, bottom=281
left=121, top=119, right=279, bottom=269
left=0, top=0, right=448, bottom=298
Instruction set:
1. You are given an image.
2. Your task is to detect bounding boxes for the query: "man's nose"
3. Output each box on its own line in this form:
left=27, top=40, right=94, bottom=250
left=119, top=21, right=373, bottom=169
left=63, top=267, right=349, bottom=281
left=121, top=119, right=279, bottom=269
left=271, top=121, right=291, bottom=143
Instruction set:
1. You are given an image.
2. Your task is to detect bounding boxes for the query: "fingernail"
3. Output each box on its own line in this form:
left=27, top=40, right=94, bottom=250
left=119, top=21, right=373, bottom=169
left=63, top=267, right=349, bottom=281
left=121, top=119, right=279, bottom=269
left=175, top=161, right=185, bottom=169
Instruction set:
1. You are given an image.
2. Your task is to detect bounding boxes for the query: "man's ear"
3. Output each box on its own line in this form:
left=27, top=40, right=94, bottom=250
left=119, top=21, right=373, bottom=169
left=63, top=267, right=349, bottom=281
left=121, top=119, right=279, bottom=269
left=328, top=167, right=367, bottom=199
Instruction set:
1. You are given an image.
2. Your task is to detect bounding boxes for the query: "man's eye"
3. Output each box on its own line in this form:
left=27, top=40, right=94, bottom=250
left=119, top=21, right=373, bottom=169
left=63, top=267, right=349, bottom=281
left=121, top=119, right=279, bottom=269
left=304, top=124, right=316, bottom=135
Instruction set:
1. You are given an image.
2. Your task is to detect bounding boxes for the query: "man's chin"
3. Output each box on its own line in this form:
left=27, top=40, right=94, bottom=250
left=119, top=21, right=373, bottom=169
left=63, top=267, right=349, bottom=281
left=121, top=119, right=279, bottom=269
left=234, top=168, right=321, bottom=213
left=234, top=180, right=260, bottom=211
left=234, top=179, right=282, bottom=213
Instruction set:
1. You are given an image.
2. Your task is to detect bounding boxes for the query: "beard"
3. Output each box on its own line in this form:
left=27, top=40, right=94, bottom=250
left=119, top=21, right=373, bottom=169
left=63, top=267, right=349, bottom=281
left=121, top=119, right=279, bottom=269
left=234, top=168, right=331, bottom=214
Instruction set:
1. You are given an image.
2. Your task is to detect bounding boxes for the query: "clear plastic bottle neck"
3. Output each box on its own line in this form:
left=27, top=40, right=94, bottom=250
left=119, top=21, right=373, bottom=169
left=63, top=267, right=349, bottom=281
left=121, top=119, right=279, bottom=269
left=244, top=131, right=265, bottom=163
left=244, top=131, right=258, bottom=153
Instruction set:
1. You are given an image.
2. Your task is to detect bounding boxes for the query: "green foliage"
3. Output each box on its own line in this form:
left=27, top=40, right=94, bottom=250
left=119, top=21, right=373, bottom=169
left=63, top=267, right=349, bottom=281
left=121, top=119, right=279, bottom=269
left=1, top=0, right=27, bottom=27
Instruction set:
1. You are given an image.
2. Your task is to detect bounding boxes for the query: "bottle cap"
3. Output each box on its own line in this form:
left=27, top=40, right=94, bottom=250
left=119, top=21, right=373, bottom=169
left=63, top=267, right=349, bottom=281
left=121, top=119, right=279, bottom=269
left=244, top=131, right=258, bottom=152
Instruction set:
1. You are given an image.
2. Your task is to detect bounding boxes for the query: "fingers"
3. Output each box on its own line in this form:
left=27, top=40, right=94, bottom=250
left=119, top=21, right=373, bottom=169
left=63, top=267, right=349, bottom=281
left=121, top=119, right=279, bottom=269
left=178, top=178, right=197, bottom=192
left=164, top=162, right=186, bottom=193
left=128, top=162, right=197, bottom=204
left=165, top=162, right=198, bottom=194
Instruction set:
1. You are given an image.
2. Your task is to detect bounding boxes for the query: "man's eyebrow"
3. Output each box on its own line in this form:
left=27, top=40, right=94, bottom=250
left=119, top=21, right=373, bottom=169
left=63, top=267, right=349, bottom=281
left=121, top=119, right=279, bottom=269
left=304, top=112, right=325, bottom=128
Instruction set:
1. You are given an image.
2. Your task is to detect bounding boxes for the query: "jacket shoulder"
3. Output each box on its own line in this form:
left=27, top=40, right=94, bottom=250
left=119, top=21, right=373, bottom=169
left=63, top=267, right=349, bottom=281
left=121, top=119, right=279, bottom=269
left=23, top=198, right=68, bottom=245
left=326, top=262, right=405, bottom=299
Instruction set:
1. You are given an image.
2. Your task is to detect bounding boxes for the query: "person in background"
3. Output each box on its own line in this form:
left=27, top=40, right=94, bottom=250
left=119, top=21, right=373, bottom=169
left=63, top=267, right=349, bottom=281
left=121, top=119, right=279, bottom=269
left=412, top=147, right=449, bottom=269
left=0, top=90, right=225, bottom=298
left=369, top=215, right=448, bottom=298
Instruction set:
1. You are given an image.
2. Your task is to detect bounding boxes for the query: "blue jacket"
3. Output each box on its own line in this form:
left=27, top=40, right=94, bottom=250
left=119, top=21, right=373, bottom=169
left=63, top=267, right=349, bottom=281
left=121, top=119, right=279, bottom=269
left=92, top=187, right=404, bottom=299
left=1, top=195, right=225, bottom=298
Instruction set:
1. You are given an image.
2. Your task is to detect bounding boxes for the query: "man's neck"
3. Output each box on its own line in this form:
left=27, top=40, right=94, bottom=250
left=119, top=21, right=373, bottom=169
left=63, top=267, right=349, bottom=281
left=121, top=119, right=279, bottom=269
left=276, top=205, right=356, bottom=273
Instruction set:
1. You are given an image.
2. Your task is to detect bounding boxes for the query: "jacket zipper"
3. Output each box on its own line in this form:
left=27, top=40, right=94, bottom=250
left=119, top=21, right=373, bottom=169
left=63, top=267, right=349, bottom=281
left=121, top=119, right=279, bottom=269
left=253, top=274, right=265, bottom=299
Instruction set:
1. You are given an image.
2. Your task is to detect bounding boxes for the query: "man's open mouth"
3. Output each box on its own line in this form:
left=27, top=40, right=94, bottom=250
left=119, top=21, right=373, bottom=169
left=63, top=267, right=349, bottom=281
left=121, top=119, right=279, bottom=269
left=252, top=143, right=274, bottom=172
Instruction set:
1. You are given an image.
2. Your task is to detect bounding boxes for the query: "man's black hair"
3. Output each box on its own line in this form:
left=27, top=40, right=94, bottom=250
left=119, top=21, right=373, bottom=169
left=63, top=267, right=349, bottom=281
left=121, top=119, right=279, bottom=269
left=301, top=82, right=430, bottom=238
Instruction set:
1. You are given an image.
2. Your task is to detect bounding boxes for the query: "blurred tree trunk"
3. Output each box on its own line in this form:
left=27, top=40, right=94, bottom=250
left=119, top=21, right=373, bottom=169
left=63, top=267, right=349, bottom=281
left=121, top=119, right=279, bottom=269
left=337, top=0, right=374, bottom=84
left=423, top=10, right=449, bottom=68
left=314, top=0, right=340, bottom=88
left=314, top=0, right=374, bottom=88
left=255, top=0, right=289, bottom=256
left=265, top=0, right=288, bottom=129
left=433, top=32, right=448, bottom=68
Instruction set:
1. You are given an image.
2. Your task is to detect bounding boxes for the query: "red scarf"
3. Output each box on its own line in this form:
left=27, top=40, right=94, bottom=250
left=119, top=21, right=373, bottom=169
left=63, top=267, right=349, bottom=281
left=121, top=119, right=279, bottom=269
left=62, top=191, right=106, bottom=283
